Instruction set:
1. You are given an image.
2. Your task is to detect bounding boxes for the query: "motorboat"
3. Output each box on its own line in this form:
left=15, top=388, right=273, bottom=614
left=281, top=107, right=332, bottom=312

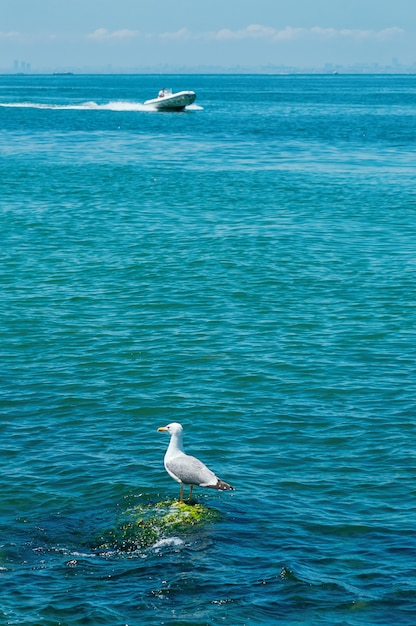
left=143, top=89, right=196, bottom=111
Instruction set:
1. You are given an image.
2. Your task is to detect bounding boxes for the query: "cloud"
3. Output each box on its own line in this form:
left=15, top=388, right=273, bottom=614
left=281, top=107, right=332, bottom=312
left=0, top=31, right=20, bottom=40
left=87, top=28, right=139, bottom=42
left=0, top=25, right=405, bottom=47
left=154, top=24, right=405, bottom=43
left=216, top=25, right=405, bottom=41
left=308, top=26, right=405, bottom=40
left=215, top=25, right=290, bottom=40
left=159, top=28, right=193, bottom=41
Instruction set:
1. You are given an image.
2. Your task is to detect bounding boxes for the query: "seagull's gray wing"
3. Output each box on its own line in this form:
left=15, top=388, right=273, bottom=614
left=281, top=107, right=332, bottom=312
left=166, top=453, right=217, bottom=487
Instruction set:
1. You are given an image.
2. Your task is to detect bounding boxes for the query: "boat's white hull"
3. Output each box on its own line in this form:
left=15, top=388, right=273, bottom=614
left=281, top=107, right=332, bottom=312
left=144, top=90, right=196, bottom=111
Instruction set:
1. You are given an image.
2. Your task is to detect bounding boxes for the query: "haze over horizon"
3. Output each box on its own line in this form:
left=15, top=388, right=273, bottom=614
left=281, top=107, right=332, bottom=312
left=1, top=0, right=415, bottom=73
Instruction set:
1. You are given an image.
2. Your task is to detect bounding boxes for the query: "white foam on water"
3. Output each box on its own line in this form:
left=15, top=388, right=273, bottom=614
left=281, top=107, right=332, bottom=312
left=151, top=537, right=184, bottom=551
left=0, top=100, right=203, bottom=112
left=0, top=100, right=151, bottom=112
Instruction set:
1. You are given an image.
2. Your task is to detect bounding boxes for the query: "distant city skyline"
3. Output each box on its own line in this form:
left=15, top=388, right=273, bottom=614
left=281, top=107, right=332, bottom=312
left=1, top=0, right=415, bottom=73
left=5, top=58, right=416, bottom=76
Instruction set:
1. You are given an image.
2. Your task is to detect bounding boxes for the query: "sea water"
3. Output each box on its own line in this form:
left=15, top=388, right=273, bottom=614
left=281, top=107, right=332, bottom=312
left=1, top=74, right=415, bottom=625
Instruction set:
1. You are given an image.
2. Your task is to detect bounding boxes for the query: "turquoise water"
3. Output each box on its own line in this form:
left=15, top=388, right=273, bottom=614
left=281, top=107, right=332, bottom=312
left=1, top=74, right=416, bottom=625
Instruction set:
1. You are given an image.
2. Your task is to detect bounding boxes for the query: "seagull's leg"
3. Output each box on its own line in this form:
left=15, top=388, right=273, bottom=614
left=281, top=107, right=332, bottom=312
left=179, top=485, right=184, bottom=503
left=189, top=485, right=193, bottom=501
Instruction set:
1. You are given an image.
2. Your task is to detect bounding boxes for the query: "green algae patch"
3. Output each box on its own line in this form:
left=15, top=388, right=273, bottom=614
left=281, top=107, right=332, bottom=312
left=93, top=500, right=221, bottom=553
left=154, top=500, right=221, bottom=530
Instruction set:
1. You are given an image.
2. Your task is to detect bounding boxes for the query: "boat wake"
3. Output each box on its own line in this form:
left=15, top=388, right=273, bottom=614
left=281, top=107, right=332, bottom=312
left=0, top=100, right=203, bottom=112
left=184, top=103, right=203, bottom=111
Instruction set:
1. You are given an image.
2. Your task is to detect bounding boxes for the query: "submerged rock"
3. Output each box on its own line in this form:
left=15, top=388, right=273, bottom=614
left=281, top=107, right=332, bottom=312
left=93, top=499, right=222, bottom=553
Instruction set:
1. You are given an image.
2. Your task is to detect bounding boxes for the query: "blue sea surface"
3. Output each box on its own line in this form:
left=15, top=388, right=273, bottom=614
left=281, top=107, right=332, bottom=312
left=1, top=74, right=416, bottom=625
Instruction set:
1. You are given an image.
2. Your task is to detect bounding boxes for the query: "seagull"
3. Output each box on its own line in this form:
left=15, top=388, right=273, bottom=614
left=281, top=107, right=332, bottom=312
left=157, top=422, right=234, bottom=503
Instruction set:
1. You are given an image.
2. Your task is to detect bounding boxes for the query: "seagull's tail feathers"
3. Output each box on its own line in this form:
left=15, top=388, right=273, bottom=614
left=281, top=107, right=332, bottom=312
left=213, top=479, right=234, bottom=491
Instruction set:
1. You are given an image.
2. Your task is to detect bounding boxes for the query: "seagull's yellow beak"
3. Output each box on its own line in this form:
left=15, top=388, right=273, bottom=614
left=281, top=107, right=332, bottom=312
left=158, top=426, right=168, bottom=432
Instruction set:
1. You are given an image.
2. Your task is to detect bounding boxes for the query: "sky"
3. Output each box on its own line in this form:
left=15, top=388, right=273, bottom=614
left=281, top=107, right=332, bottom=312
left=1, top=0, right=415, bottom=72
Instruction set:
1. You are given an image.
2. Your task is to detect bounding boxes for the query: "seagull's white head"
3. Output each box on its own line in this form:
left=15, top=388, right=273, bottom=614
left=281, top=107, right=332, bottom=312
left=157, top=422, right=183, bottom=436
